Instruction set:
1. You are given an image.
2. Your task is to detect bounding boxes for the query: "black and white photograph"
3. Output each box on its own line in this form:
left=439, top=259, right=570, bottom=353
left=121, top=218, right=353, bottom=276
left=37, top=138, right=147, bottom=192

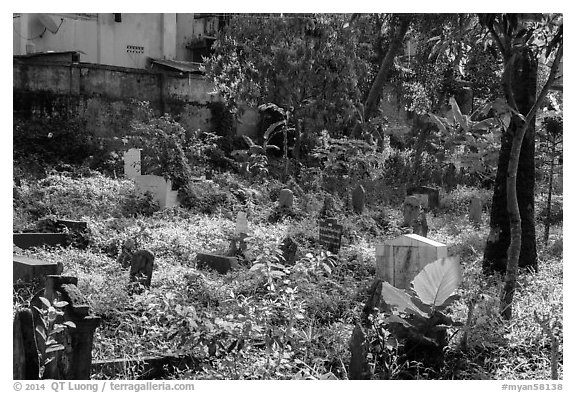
left=12, top=10, right=564, bottom=386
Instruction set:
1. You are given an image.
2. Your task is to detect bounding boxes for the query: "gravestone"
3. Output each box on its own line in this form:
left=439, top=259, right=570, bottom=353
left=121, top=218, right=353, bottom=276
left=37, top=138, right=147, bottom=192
left=235, top=211, right=249, bottom=235
left=319, top=218, right=343, bottom=254
left=412, top=194, right=429, bottom=209
left=469, top=196, right=482, bottom=224
left=352, top=185, right=366, bottom=214
left=129, top=250, right=155, bottom=289
left=13, top=255, right=63, bottom=283
left=278, top=189, right=294, bottom=209
left=402, top=196, right=421, bottom=226
left=124, top=148, right=141, bottom=179
left=135, top=175, right=178, bottom=209
left=407, top=186, right=440, bottom=209
left=413, top=211, right=429, bottom=237
left=29, top=275, right=101, bottom=379
left=444, top=164, right=457, bottom=191
left=13, top=308, right=39, bottom=379
left=375, top=234, right=448, bottom=290
left=320, top=195, right=336, bottom=218
left=117, top=239, right=137, bottom=268
left=279, top=236, right=298, bottom=265
left=196, top=253, right=239, bottom=274
left=56, top=219, right=88, bottom=232
left=13, top=233, right=68, bottom=250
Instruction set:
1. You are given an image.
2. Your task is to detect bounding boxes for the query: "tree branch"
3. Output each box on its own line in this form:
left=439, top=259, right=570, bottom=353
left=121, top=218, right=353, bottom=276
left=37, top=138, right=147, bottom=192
left=523, top=43, right=563, bottom=128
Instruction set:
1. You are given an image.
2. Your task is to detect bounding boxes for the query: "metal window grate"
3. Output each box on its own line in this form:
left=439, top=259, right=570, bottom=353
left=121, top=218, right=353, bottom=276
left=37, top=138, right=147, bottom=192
left=126, top=45, right=144, bottom=54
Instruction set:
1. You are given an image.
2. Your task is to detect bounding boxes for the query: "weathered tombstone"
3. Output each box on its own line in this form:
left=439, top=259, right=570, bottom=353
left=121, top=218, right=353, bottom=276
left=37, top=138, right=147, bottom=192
left=444, top=163, right=457, bottom=191
left=469, top=196, right=482, bottom=224
left=235, top=211, right=249, bottom=235
left=319, top=218, right=343, bottom=254
left=117, top=238, right=136, bottom=268
left=124, top=148, right=141, bottom=179
left=352, top=185, right=366, bottom=214
left=30, top=275, right=101, bottom=379
left=13, top=255, right=63, bottom=283
left=375, top=234, right=448, bottom=290
left=278, top=189, right=294, bottom=209
left=279, top=236, right=298, bottom=265
left=196, top=253, right=239, bottom=274
left=56, top=219, right=88, bottom=232
left=407, top=186, right=440, bottom=209
left=320, top=194, right=336, bottom=218
left=348, top=324, right=370, bottom=380
left=13, top=308, right=39, bottom=379
left=13, top=233, right=68, bottom=250
left=135, top=175, right=178, bottom=209
left=402, top=196, right=421, bottom=226
left=412, top=194, right=429, bottom=209
left=413, top=211, right=429, bottom=237
left=129, top=250, right=155, bottom=289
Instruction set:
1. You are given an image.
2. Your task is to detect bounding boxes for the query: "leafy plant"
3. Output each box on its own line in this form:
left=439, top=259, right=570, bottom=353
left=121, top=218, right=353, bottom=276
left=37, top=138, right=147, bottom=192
left=380, top=257, right=463, bottom=350
left=33, top=297, right=76, bottom=379
left=128, top=113, right=193, bottom=190
left=428, top=97, right=506, bottom=178
left=312, top=130, right=384, bottom=193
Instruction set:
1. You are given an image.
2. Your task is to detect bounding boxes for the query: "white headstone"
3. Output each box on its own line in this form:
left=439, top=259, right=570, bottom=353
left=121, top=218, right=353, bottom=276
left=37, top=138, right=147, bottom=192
left=124, top=148, right=141, bottom=179
left=135, top=175, right=178, bottom=209
left=375, top=234, right=448, bottom=289
left=236, top=211, right=249, bottom=234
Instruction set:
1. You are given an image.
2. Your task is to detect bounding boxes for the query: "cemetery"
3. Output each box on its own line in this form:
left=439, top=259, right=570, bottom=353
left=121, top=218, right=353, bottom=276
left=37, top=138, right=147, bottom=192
left=13, top=13, right=562, bottom=381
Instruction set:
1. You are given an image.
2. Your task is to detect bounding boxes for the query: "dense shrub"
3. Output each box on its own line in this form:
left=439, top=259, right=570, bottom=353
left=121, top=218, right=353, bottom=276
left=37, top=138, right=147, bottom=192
left=13, top=172, right=136, bottom=224
left=536, top=194, right=563, bottom=225
left=439, top=185, right=493, bottom=215
left=121, top=191, right=161, bottom=217
left=178, top=180, right=233, bottom=214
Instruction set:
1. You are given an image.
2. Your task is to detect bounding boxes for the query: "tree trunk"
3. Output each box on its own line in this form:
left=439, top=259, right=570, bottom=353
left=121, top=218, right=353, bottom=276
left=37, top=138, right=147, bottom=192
left=500, top=43, right=562, bottom=319
left=543, top=156, right=555, bottom=245
left=363, top=15, right=411, bottom=122
left=483, top=48, right=538, bottom=275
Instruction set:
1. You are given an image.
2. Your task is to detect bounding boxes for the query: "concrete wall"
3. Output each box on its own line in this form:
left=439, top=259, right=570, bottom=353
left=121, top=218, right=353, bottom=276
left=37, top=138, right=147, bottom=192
left=13, top=13, right=188, bottom=69
left=14, top=59, right=218, bottom=107
left=13, top=58, right=218, bottom=142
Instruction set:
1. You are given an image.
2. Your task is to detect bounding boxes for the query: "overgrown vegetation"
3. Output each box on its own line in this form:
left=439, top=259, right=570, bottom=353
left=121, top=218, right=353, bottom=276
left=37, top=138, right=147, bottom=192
left=13, top=12, right=562, bottom=381
left=13, top=164, right=562, bottom=380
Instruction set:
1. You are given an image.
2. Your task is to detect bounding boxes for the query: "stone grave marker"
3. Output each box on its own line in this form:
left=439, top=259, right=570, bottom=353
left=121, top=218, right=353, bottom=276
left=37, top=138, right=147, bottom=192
left=412, top=193, right=429, bottom=209
left=135, top=175, right=179, bottom=209
left=27, top=275, right=101, bottom=379
left=56, top=219, right=88, bottom=232
left=319, top=218, right=343, bottom=254
left=196, top=253, right=239, bottom=274
left=413, top=211, right=429, bottom=237
left=407, top=186, right=440, bottom=209
left=279, top=236, right=298, bottom=265
left=13, top=255, right=63, bottom=283
left=320, top=194, right=336, bottom=218
left=124, top=148, right=141, bottom=179
left=278, top=189, right=294, bottom=209
left=13, top=233, right=68, bottom=250
left=402, top=196, right=421, bottom=226
left=375, top=234, right=448, bottom=290
left=129, top=250, right=155, bottom=289
left=469, top=196, right=482, bottom=224
left=235, top=211, right=249, bottom=235
left=352, top=185, right=366, bottom=214
left=13, top=308, right=38, bottom=379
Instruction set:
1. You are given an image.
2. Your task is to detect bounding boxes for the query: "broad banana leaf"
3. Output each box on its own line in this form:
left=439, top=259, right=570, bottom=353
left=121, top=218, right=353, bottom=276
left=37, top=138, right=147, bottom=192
left=412, top=257, right=462, bottom=307
left=380, top=281, right=427, bottom=318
